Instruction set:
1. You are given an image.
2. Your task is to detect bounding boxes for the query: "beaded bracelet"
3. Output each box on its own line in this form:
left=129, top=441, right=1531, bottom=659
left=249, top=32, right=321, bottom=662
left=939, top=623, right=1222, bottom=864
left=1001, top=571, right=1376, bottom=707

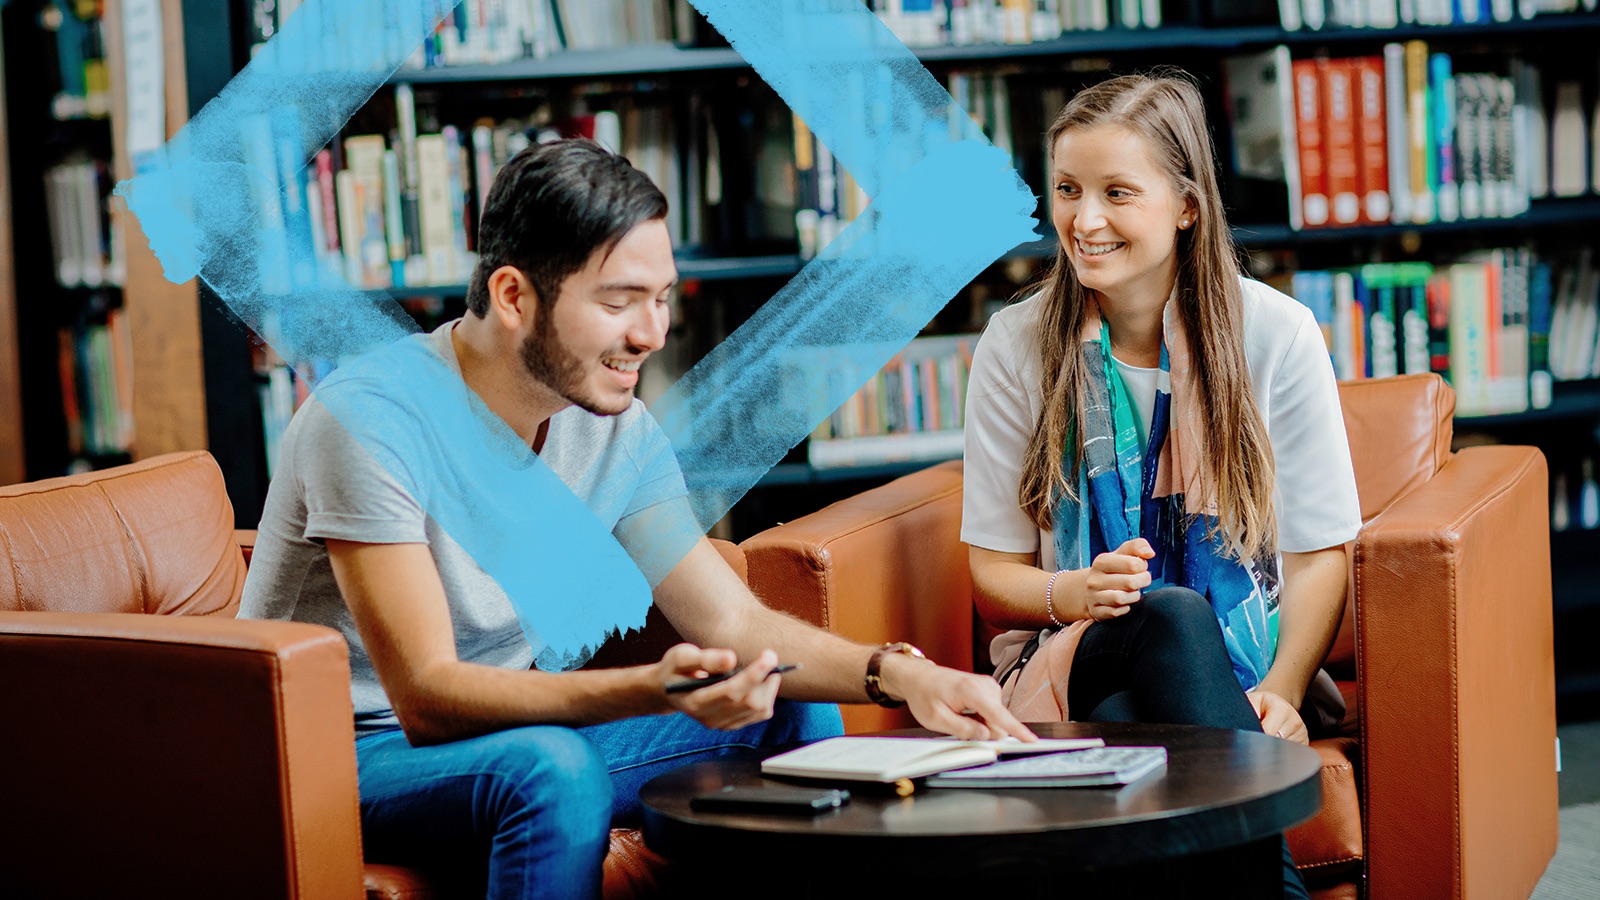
left=1044, top=569, right=1067, bottom=628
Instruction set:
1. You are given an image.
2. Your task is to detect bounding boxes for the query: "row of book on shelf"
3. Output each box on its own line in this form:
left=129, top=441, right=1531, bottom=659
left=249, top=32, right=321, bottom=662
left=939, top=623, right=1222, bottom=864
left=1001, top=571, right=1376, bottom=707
left=248, top=0, right=705, bottom=66
left=1223, top=43, right=1596, bottom=232
left=806, top=334, right=976, bottom=469
left=253, top=242, right=1597, bottom=473
left=57, top=306, right=133, bottom=459
left=44, top=0, right=111, bottom=120
left=42, top=157, right=125, bottom=289
left=1278, top=0, right=1598, bottom=31
left=1280, top=246, right=1600, bottom=417
left=793, top=68, right=1023, bottom=259
left=236, top=85, right=693, bottom=294
left=252, top=0, right=1600, bottom=69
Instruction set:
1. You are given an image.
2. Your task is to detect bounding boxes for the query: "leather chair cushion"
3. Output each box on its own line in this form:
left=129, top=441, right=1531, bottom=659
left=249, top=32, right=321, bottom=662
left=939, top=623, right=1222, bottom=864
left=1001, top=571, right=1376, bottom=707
left=0, top=451, right=244, bottom=617
left=1286, top=737, right=1363, bottom=880
left=363, top=830, right=670, bottom=900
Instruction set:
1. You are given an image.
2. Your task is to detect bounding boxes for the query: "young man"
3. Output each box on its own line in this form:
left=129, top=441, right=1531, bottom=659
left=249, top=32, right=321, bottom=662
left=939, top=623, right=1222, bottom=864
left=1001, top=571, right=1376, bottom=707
left=240, top=139, right=1031, bottom=897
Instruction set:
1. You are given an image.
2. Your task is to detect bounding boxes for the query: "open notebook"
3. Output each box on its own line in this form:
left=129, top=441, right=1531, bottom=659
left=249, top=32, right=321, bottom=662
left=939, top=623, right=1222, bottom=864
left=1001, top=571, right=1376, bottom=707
left=759, top=736, right=1106, bottom=783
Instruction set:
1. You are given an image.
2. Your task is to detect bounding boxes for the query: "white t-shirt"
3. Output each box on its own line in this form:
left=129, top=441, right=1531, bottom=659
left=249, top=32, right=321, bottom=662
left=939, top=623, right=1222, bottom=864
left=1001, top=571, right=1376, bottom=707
left=961, top=277, right=1362, bottom=570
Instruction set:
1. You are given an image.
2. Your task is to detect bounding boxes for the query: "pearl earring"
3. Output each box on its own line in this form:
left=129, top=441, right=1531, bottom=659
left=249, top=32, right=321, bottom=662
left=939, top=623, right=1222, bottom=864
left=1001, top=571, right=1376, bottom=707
left=1180, top=218, right=1191, bottom=228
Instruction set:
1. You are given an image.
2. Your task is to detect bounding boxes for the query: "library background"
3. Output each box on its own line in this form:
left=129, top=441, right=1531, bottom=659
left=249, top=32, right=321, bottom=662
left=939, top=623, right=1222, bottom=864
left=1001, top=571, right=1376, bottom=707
left=0, top=0, right=1596, bottom=715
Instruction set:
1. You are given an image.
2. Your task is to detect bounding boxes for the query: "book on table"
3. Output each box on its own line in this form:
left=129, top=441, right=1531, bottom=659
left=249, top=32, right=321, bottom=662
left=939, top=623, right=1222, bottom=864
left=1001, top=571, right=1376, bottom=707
left=759, top=736, right=1105, bottom=783
left=924, top=745, right=1168, bottom=788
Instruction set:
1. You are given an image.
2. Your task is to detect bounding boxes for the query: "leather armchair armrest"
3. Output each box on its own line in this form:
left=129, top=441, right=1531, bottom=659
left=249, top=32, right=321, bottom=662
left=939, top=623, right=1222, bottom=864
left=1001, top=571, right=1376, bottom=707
left=1353, top=444, right=1558, bottom=900
left=236, top=528, right=258, bottom=566
left=0, top=612, right=364, bottom=899
left=740, top=461, right=971, bottom=733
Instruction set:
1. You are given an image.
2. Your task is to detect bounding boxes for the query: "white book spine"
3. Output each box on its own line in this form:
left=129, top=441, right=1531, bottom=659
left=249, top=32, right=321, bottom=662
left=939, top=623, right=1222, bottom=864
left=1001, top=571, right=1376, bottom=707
left=1384, top=45, right=1413, bottom=224
left=1279, top=0, right=1304, bottom=29
left=1550, top=81, right=1588, bottom=197
left=1302, top=0, right=1326, bottom=29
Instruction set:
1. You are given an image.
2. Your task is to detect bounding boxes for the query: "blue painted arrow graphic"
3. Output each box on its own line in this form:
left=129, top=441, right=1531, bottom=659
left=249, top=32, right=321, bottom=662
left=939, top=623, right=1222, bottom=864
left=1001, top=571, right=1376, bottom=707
left=117, top=0, right=1037, bottom=667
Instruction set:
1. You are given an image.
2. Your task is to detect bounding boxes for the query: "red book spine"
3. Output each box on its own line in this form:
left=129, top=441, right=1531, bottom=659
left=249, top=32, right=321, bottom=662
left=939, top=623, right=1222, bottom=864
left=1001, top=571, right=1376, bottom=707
left=1292, top=59, right=1329, bottom=228
left=1354, top=56, right=1392, bottom=224
left=1319, top=57, right=1362, bottom=226
left=315, top=150, right=340, bottom=252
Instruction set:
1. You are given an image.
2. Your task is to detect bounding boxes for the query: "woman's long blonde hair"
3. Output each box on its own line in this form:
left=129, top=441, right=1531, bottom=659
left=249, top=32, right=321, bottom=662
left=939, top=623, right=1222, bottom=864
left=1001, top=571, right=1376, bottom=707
left=1017, top=70, right=1277, bottom=560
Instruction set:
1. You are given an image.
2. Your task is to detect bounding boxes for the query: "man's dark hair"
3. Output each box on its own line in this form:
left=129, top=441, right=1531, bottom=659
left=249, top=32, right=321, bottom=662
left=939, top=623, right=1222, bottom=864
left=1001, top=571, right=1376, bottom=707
left=465, top=139, right=668, bottom=317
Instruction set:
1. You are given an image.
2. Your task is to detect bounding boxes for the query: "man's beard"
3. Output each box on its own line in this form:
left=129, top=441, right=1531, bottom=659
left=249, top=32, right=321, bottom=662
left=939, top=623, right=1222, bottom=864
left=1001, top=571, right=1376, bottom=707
left=519, top=314, right=631, bottom=417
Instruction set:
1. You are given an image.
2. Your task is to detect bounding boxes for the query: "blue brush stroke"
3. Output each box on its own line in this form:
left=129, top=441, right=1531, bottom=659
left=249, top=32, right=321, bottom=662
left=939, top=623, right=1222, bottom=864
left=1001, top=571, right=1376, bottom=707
left=118, top=0, right=1037, bottom=664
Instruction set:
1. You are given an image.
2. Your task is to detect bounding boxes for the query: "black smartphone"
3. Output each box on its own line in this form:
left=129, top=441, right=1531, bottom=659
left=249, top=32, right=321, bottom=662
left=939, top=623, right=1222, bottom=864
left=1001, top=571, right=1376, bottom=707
left=664, top=663, right=798, bottom=694
left=690, top=785, right=850, bottom=815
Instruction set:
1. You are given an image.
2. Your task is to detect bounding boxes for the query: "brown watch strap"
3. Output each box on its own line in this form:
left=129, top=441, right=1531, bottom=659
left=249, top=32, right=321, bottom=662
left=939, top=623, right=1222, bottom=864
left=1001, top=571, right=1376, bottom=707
left=864, top=642, right=929, bottom=708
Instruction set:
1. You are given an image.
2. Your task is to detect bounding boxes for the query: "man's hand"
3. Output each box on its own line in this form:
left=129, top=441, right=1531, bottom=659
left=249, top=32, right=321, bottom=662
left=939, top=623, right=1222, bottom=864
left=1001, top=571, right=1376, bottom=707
left=656, top=644, right=782, bottom=731
left=1079, top=538, right=1155, bottom=621
left=1247, top=689, right=1308, bottom=744
left=880, top=654, right=1037, bottom=741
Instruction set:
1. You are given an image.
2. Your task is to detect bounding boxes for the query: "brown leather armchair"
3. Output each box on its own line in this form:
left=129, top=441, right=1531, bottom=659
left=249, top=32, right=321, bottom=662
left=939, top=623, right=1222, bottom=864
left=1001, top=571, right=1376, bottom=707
left=0, top=450, right=739, bottom=899
left=737, top=373, right=1559, bottom=900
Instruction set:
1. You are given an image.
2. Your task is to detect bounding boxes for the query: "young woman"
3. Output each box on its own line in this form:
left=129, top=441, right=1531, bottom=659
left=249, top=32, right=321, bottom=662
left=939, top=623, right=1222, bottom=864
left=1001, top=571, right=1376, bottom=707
left=960, top=71, right=1361, bottom=897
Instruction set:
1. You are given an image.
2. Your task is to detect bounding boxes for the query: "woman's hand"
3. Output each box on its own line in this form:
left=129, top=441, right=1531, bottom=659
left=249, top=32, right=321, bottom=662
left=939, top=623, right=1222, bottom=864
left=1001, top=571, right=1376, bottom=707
left=1078, top=538, right=1156, bottom=621
left=1246, top=689, right=1308, bottom=744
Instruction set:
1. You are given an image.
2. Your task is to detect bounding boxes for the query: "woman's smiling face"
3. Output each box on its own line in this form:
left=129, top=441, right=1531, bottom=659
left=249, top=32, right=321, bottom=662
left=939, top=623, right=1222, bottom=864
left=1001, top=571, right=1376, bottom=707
left=1050, top=123, right=1195, bottom=307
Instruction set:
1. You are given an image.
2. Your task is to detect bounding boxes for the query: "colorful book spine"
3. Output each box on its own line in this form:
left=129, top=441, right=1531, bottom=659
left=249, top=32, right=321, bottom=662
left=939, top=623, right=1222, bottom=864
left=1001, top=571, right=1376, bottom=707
left=1292, top=58, right=1330, bottom=228
left=1354, top=55, right=1391, bottom=224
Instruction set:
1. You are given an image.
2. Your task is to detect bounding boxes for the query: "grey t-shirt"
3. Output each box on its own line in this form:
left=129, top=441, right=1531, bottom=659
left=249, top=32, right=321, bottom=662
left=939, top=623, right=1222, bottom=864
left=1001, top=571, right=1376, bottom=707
left=239, top=320, right=693, bottom=732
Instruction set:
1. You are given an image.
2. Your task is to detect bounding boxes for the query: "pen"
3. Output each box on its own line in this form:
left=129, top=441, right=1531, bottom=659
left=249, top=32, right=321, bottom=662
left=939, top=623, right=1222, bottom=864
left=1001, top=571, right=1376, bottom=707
left=665, top=663, right=800, bottom=694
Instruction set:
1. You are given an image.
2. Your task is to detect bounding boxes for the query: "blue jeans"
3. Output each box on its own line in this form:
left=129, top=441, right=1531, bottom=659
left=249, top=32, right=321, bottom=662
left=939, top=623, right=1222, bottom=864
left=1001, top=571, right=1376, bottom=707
left=353, top=700, right=843, bottom=900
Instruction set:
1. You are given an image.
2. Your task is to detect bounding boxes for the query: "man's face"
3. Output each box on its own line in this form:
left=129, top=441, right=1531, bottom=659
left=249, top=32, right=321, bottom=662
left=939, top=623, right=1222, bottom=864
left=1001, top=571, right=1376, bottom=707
left=520, top=219, right=676, bottom=417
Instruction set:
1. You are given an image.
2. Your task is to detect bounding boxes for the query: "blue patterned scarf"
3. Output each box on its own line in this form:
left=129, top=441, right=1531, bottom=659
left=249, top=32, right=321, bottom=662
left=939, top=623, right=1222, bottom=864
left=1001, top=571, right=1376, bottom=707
left=1051, top=309, right=1280, bottom=691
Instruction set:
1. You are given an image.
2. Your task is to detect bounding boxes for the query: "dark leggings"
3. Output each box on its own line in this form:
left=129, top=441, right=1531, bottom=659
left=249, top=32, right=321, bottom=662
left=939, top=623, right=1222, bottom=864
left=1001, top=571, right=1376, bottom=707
left=1067, top=586, right=1311, bottom=900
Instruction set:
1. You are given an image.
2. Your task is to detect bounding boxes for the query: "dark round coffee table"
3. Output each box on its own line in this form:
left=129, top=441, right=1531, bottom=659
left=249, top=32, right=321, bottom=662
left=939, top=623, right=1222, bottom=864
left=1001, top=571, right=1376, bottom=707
left=639, top=721, right=1322, bottom=897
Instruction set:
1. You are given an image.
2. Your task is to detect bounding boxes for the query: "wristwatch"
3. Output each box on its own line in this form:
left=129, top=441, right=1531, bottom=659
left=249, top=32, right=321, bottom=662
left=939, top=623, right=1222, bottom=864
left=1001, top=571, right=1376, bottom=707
left=864, top=641, right=931, bottom=708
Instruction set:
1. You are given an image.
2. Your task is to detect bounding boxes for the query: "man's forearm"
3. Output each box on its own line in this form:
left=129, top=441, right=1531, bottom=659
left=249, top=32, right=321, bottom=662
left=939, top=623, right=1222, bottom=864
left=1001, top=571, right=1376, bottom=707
left=1258, top=547, right=1348, bottom=708
left=399, top=661, right=668, bottom=745
left=710, top=603, right=879, bottom=704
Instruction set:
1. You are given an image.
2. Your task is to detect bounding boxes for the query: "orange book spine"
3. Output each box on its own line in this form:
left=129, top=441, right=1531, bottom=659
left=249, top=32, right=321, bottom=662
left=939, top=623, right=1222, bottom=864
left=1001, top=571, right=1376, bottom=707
left=1319, top=57, right=1362, bottom=226
left=1292, top=59, right=1329, bottom=228
left=1354, top=56, right=1392, bottom=225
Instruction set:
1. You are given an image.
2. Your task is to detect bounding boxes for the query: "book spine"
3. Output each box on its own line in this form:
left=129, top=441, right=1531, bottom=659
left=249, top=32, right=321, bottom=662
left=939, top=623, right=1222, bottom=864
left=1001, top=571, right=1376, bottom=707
left=1406, top=40, right=1436, bottom=223
left=382, top=150, right=407, bottom=287
left=1355, top=56, right=1392, bottom=224
left=416, top=134, right=455, bottom=285
left=1529, top=258, right=1554, bottom=408
left=1383, top=44, right=1413, bottom=224
left=1293, top=58, right=1330, bottom=228
left=1426, top=269, right=1452, bottom=382
left=1431, top=53, right=1460, bottom=222
left=1320, top=58, right=1362, bottom=226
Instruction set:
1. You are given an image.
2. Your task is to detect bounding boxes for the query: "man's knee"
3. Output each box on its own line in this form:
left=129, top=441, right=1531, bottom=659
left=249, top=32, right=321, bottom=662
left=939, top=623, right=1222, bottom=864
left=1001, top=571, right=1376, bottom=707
left=486, top=727, right=614, bottom=835
left=767, top=700, right=845, bottom=745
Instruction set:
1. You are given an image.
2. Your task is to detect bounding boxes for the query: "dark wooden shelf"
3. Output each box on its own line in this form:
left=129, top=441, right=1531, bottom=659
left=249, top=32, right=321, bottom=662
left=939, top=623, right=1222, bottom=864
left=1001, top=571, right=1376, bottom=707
left=388, top=13, right=1600, bottom=85
left=757, top=456, right=955, bottom=487
left=1456, top=378, right=1600, bottom=428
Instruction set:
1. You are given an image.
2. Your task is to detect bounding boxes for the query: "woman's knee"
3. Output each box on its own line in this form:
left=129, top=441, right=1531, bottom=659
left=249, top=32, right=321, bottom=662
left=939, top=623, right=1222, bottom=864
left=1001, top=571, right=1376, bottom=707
left=1137, top=586, right=1222, bottom=640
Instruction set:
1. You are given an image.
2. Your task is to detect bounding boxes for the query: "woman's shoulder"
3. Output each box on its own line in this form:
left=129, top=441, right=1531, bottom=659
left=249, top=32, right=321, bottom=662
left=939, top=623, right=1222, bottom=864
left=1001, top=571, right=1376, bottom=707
left=970, top=292, right=1045, bottom=392
left=985, top=290, right=1045, bottom=337
left=1238, top=275, right=1315, bottom=352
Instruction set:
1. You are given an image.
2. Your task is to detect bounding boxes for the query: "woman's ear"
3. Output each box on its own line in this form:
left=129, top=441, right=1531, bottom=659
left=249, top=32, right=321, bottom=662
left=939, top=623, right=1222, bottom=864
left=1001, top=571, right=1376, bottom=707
left=1178, top=198, right=1199, bottom=230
